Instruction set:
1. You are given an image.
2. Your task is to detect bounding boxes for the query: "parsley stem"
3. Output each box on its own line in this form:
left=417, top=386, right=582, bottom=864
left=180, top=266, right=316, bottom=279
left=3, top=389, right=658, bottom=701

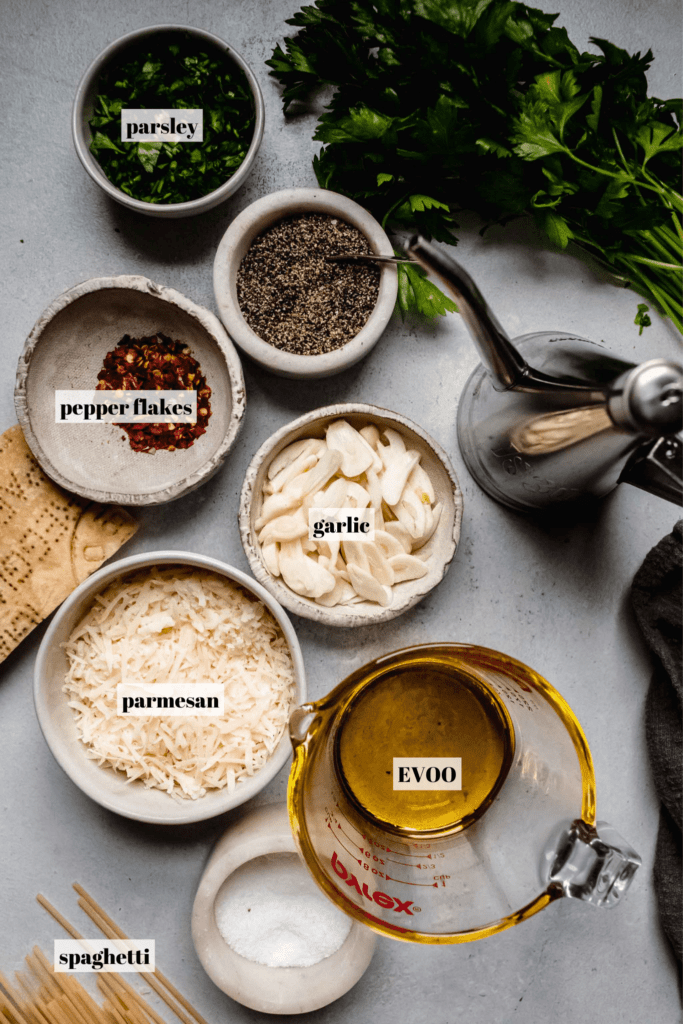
left=381, top=192, right=411, bottom=230
left=653, top=222, right=683, bottom=257
left=641, top=230, right=681, bottom=266
left=563, top=149, right=683, bottom=213
left=667, top=212, right=683, bottom=246
left=611, top=128, right=629, bottom=174
left=625, top=254, right=682, bottom=272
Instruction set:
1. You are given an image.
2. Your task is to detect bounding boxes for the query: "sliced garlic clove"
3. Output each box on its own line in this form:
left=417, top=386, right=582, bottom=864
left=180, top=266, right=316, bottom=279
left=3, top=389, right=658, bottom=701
left=406, top=456, right=436, bottom=504
left=355, top=432, right=383, bottom=473
left=359, top=424, right=381, bottom=450
left=365, top=467, right=383, bottom=511
left=269, top=452, right=319, bottom=494
left=316, top=574, right=357, bottom=607
left=267, top=438, right=325, bottom=480
left=395, top=487, right=428, bottom=539
left=342, top=539, right=370, bottom=574
left=383, top=520, right=413, bottom=552
left=381, top=451, right=420, bottom=506
left=389, top=553, right=430, bottom=582
left=411, top=501, right=442, bottom=550
left=380, top=428, right=406, bottom=456
left=336, top=581, right=358, bottom=604
left=345, top=481, right=372, bottom=509
left=347, top=563, right=392, bottom=606
left=364, top=543, right=395, bottom=586
left=311, top=477, right=348, bottom=510
left=317, top=537, right=341, bottom=565
left=285, top=449, right=343, bottom=501
left=255, top=491, right=302, bottom=531
left=374, top=529, right=406, bottom=559
left=258, top=513, right=308, bottom=545
left=261, top=542, right=280, bottom=577
left=326, top=420, right=375, bottom=477
left=305, top=560, right=338, bottom=598
left=279, top=540, right=336, bottom=599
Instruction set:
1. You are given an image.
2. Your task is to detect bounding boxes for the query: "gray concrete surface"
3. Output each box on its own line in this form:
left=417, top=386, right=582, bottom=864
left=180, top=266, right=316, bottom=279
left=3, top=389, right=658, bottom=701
left=0, top=1, right=681, bottom=1022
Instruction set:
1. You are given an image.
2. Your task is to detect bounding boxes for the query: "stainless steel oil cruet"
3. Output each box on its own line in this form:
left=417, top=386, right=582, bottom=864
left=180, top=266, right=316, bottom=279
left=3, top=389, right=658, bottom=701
left=408, top=236, right=683, bottom=512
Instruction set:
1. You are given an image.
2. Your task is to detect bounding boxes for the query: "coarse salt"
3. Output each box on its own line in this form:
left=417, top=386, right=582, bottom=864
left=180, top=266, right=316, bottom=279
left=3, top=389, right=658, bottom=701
left=215, top=853, right=352, bottom=968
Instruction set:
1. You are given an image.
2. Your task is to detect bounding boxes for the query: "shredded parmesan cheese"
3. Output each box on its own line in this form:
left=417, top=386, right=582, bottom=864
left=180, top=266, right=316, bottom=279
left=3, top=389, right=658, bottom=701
left=63, top=568, right=297, bottom=800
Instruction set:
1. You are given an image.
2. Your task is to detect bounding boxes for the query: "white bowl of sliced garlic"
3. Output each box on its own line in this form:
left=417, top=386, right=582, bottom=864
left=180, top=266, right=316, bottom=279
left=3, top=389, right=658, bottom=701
left=239, top=404, right=463, bottom=626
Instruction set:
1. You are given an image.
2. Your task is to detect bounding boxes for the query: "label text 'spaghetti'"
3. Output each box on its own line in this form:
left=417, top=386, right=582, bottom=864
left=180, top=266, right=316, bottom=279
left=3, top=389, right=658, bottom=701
left=54, top=940, right=155, bottom=973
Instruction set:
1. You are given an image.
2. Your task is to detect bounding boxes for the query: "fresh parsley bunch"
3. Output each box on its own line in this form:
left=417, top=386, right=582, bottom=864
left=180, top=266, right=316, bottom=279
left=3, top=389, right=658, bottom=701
left=267, top=0, right=683, bottom=329
left=90, top=33, right=255, bottom=204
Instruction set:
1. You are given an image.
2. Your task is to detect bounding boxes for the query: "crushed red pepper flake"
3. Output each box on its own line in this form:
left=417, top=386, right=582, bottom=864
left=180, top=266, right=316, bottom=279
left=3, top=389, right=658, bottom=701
left=96, top=332, right=212, bottom=453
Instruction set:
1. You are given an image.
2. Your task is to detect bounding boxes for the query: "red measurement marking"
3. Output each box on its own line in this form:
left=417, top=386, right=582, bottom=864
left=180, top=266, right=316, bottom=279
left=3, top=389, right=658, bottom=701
left=330, top=826, right=363, bottom=865
left=362, top=835, right=415, bottom=856
left=385, top=874, right=439, bottom=888
left=337, top=818, right=364, bottom=847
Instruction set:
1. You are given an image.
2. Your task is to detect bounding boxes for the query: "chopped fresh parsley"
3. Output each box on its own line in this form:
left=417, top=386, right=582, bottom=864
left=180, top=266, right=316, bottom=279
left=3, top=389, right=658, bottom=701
left=89, top=32, right=255, bottom=204
left=634, top=303, right=652, bottom=335
left=268, top=1, right=683, bottom=329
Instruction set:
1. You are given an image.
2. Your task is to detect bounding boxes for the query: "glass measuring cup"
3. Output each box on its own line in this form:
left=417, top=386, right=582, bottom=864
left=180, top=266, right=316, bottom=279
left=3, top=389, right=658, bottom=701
left=288, top=644, right=640, bottom=943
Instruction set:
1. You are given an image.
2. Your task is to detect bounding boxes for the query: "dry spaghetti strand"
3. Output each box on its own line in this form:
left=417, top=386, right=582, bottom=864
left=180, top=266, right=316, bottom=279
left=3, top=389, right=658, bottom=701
left=73, top=886, right=210, bottom=1024
left=23, top=892, right=210, bottom=1024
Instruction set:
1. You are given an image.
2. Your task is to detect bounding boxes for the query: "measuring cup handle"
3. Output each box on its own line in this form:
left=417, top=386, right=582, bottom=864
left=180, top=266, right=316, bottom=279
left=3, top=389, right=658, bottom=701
left=545, top=819, right=641, bottom=908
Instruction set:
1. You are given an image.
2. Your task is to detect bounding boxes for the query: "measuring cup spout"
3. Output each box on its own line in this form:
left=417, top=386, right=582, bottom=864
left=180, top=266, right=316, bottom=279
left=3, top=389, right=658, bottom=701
left=288, top=704, right=320, bottom=749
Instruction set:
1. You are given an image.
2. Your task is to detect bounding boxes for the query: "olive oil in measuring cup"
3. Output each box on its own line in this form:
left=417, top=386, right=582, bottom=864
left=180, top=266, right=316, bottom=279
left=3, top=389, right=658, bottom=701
left=334, top=662, right=514, bottom=835
left=289, top=645, right=637, bottom=943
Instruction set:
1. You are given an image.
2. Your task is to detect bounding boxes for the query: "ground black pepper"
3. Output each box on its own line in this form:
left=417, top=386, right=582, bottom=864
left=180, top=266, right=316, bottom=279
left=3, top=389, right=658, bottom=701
left=236, top=214, right=380, bottom=355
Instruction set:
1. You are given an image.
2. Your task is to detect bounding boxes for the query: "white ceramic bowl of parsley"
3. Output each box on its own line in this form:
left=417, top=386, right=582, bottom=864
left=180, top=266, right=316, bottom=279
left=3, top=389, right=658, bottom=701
left=213, top=188, right=399, bottom=379
left=72, top=25, right=265, bottom=218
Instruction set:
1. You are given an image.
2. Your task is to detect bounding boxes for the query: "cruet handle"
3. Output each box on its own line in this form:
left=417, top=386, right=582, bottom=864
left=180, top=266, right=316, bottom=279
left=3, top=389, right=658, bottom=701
left=544, top=819, right=641, bottom=908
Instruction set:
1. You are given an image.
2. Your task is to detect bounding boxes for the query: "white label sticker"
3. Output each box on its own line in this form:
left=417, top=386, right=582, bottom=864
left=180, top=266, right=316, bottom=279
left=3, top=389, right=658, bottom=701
left=393, top=758, right=462, bottom=790
left=54, top=940, right=155, bottom=973
left=117, top=683, right=224, bottom=716
left=55, top=390, right=196, bottom=423
left=308, top=507, right=375, bottom=542
left=121, top=109, right=203, bottom=142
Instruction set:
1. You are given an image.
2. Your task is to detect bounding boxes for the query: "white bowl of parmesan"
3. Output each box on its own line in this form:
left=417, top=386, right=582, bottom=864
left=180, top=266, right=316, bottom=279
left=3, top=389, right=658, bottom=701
left=34, top=551, right=305, bottom=824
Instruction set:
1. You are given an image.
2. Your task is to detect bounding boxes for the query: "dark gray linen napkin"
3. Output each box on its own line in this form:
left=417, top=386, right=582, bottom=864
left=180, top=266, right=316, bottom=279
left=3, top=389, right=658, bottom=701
left=631, top=519, right=682, bottom=963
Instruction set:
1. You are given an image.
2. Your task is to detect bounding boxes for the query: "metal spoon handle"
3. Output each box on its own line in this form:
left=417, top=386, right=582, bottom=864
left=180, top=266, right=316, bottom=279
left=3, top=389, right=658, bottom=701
left=325, top=253, right=417, bottom=264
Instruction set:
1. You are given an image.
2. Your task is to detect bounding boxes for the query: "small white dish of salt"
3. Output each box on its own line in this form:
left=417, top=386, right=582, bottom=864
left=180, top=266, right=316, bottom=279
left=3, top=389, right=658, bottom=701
left=191, top=803, right=377, bottom=1013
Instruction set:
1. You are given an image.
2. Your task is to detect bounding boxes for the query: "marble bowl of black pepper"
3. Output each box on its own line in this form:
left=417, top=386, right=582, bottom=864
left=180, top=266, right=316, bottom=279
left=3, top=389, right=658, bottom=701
left=213, top=188, right=399, bottom=379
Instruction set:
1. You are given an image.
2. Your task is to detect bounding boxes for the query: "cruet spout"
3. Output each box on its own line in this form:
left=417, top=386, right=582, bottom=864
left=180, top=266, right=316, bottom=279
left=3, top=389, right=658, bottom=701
left=408, top=235, right=527, bottom=392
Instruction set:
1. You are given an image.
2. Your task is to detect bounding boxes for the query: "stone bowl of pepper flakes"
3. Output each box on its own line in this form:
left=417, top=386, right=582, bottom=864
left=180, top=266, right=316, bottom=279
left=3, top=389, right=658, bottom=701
left=15, top=276, right=246, bottom=505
